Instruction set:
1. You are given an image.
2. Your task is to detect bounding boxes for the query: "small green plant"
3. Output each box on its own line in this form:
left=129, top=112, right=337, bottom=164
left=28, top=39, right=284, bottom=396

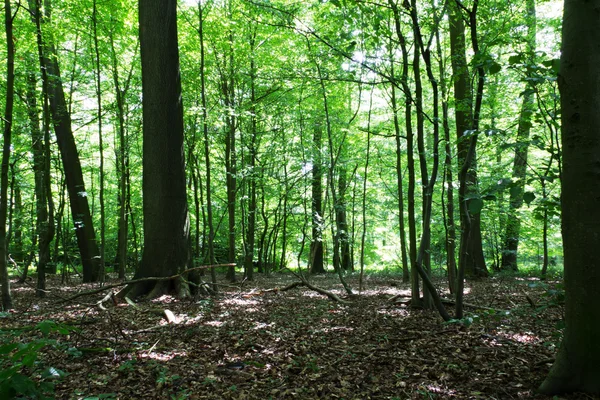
left=118, top=358, right=137, bottom=372
left=0, top=320, right=72, bottom=399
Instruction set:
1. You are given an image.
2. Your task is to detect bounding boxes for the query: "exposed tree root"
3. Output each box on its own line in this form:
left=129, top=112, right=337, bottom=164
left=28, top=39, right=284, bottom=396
left=61, top=263, right=235, bottom=303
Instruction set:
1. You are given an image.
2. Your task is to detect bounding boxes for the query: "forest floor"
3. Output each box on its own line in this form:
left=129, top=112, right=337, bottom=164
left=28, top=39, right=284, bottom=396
left=0, top=270, right=589, bottom=400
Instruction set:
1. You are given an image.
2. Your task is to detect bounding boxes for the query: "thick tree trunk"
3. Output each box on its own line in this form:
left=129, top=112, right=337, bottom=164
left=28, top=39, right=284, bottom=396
left=539, top=0, right=600, bottom=394
left=126, top=0, right=190, bottom=299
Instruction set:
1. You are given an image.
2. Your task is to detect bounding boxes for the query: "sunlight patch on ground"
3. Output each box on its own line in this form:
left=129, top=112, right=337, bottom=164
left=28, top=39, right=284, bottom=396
left=377, top=308, right=410, bottom=317
left=424, top=384, right=456, bottom=396
left=205, top=320, right=225, bottom=327
left=222, top=298, right=260, bottom=307
left=152, top=295, right=177, bottom=304
left=253, top=322, right=275, bottom=330
left=13, top=286, right=34, bottom=293
left=182, top=313, right=204, bottom=325
left=140, top=350, right=187, bottom=362
left=497, top=331, right=540, bottom=344
left=360, top=288, right=410, bottom=297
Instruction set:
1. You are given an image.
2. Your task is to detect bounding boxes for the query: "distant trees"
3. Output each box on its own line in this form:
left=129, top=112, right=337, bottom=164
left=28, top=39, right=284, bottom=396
left=0, top=0, right=567, bottom=302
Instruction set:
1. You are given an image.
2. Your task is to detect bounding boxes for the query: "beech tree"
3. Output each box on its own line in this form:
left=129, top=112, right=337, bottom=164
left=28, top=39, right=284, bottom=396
left=125, top=0, right=191, bottom=298
left=29, top=0, right=101, bottom=283
left=539, top=0, right=600, bottom=394
left=0, top=0, right=15, bottom=310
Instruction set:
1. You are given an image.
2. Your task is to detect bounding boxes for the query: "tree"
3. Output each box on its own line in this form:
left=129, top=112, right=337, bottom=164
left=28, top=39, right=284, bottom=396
left=501, top=0, right=537, bottom=271
left=0, top=0, right=15, bottom=310
left=125, top=0, right=191, bottom=299
left=448, top=0, right=488, bottom=278
left=539, top=0, right=600, bottom=394
left=29, top=0, right=102, bottom=283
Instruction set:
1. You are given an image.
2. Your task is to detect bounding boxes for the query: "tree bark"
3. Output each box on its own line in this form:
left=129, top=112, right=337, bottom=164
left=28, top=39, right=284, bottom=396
left=501, top=0, right=537, bottom=271
left=0, top=0, right=15, bottom=310
left=26, top=71, right=55, bottom=297
left=198, top=2, right=218, bottom=292
left=310, top=121, right=325, bottom=274
left=126, top=0, right=190, bottom=299
left=29, top=0, right=101, bottom=282
left=539, top=0, right=600, bottom=394
left=448, top=0, right=488, bottom=279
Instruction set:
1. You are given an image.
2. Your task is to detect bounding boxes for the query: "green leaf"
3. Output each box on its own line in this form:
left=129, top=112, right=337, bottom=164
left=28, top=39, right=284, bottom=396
left=523, top=191, right=536, bottom=205
left=37, top=320, right=55, bottom=336
left=488, top=62, right=502, bottom=74
left=508, top=54, right=522, bottom=65
left=0, top=343, right=18, bottom=354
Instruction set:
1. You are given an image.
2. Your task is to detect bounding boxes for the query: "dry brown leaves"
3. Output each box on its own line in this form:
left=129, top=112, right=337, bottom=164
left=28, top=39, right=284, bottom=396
left=0, top=273, right=588, bottom=400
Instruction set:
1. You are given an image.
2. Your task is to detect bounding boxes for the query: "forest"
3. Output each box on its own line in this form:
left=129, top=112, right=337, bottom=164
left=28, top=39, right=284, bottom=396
left=0, top=0, right=599, bottom=398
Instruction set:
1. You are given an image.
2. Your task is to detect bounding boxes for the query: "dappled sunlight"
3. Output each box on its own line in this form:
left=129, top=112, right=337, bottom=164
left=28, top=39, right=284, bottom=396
left=424, top=384, right=457, bottom=396
left=253, top=321, right=275, bottom=331
left=496, top=331, right=541, bottom=344
left=315, top=325, right=354, bottom=334
left=12, top=286, right=35, bottom=293
left=204, top=320, right=225, bottom=327
left=377, top=308, right=410, bottom=317
left=140, top=350, right=188, bottom=362
left=152, top=295, right=177, bottom=304
left=222, top=298, right=260, bottom=307
left=361, top=288, right=409, bottom=296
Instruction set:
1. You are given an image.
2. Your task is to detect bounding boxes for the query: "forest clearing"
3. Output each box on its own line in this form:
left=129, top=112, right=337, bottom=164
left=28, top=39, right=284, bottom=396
left=0, top=271, right=575, bottom=399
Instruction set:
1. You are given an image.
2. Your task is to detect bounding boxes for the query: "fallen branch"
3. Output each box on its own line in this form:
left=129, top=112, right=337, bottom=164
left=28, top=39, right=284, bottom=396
left=262, top=279, right=349, bottom=303
left=61, top=263, right=236, bottom=303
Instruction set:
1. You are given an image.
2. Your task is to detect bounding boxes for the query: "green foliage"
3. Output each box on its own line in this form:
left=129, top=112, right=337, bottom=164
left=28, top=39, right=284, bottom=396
left=0, top=320, right=72, bottom=399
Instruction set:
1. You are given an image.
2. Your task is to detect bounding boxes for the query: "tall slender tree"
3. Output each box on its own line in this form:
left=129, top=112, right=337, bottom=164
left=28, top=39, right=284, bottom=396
left=29, top=0, right=102, bottom=282
left=501, top=0, right=537, bottom=271
left=0, top=0, right=16, bottom=310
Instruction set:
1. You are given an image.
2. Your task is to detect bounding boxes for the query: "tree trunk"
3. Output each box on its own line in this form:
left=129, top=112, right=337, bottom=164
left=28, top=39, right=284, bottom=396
left=26, top=71, right=55, bottom=297
left=30, top=0, right=101, bottom=282
left=310, top=121, right=325, bottom=274
left=501, top=0, right=537, bottom=271
left=92, top=0, right=106, bottom=281
left=448, top=0, right=488, bottom=279
left=389, top=1, right=419, bottom=303
left=244, top=30, right=258, bottom=281
left=539, top=0, right=600, bottom=393
left=126, top=0, right=190, bottom=299
left=0, top=0, right=15, bottom=310
left=198, top=2, right=218, bottom=292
